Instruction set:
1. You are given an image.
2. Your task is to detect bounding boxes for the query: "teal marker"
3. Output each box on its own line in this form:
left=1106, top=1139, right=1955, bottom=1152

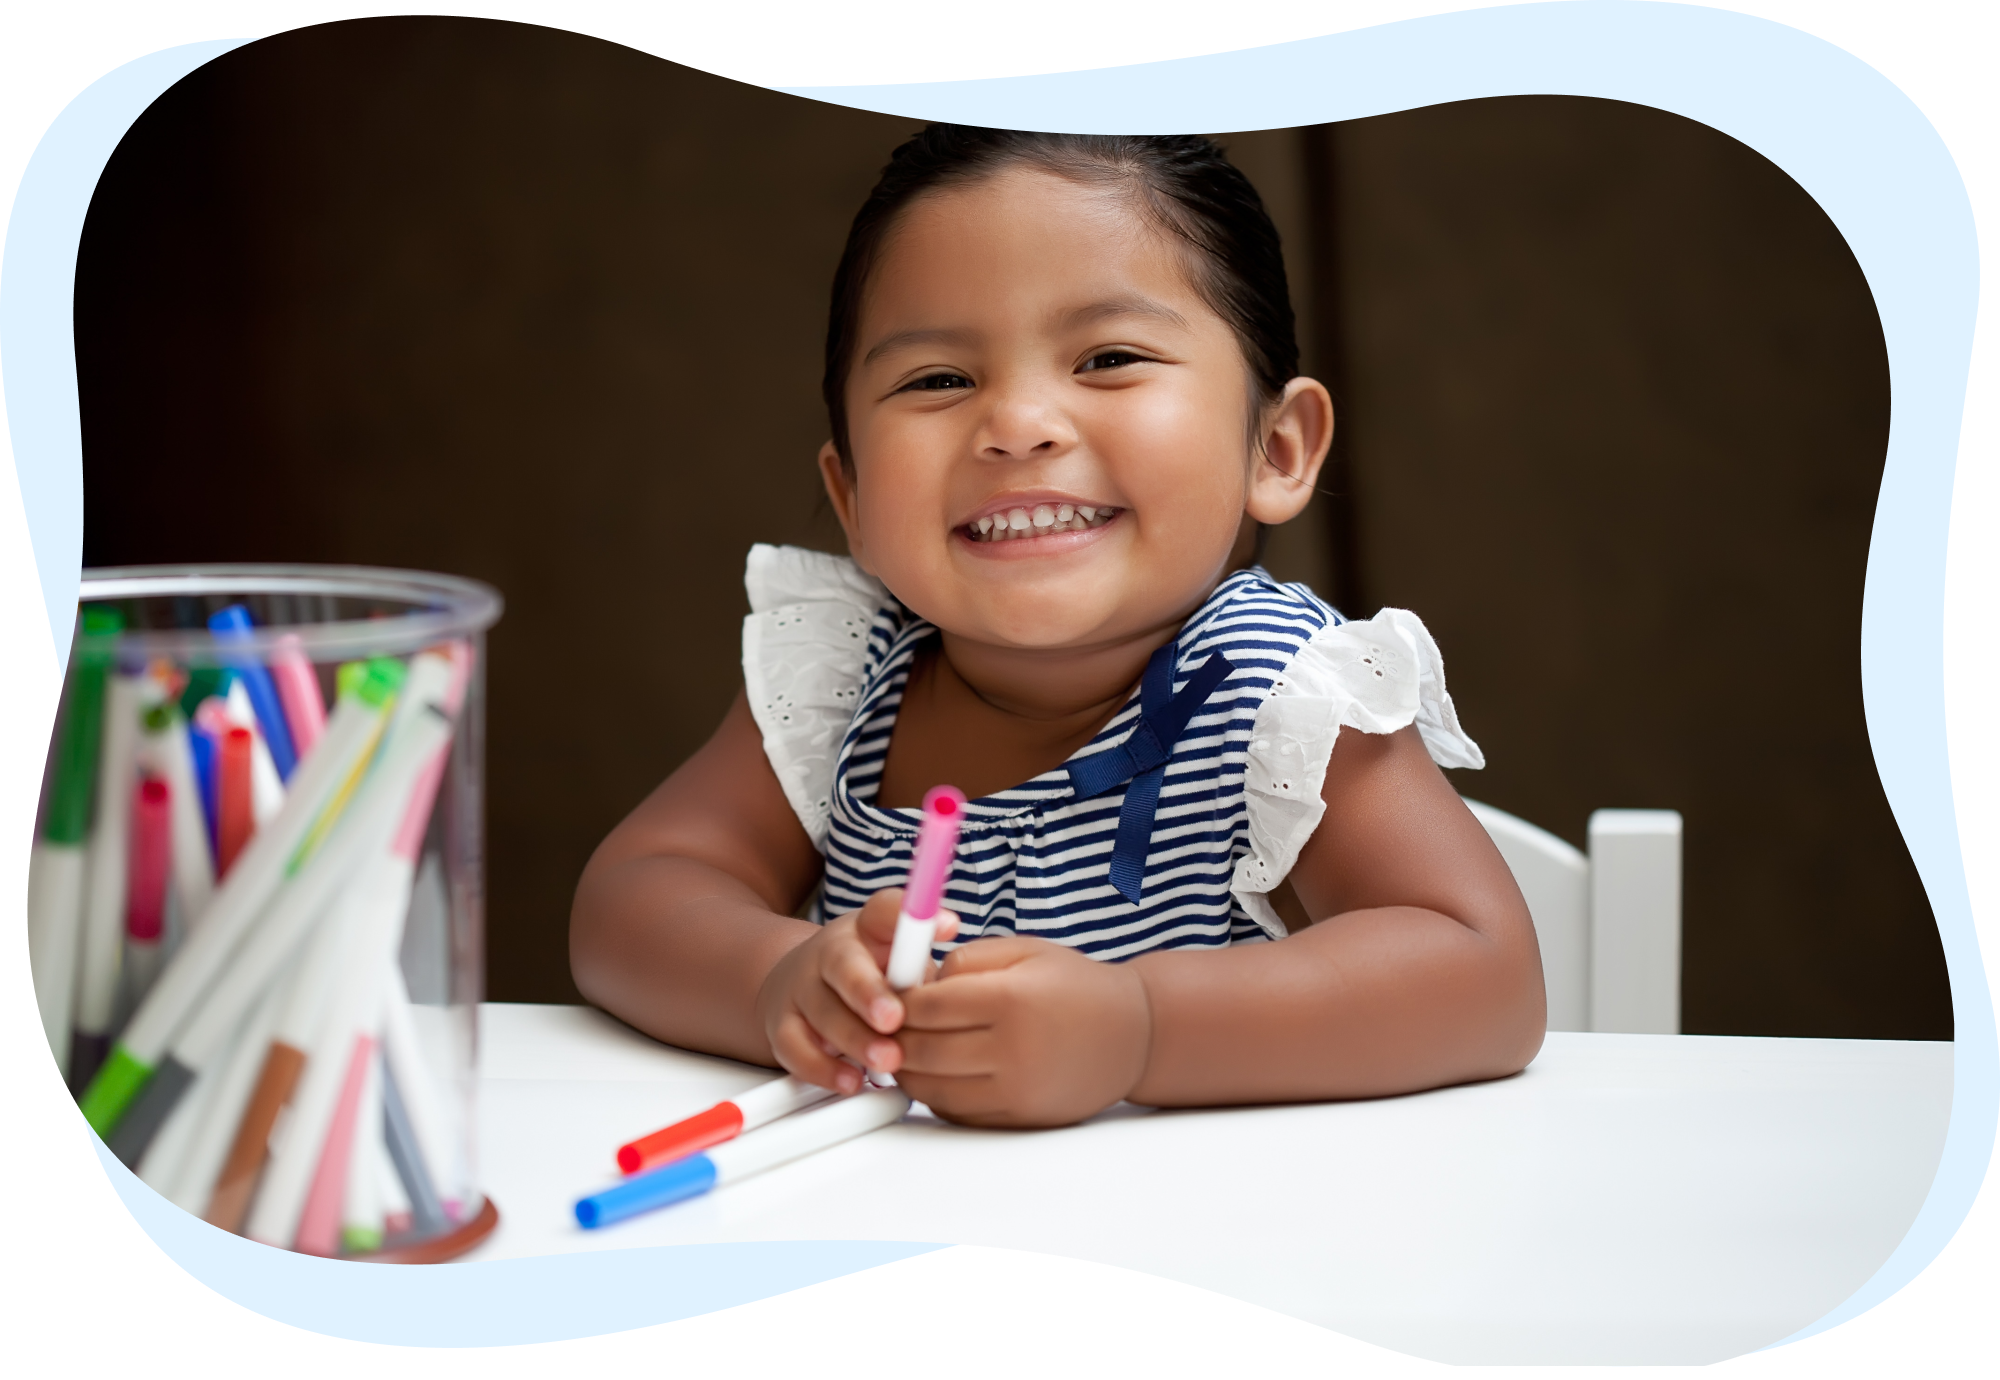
left=27, top=608, right=123, bottom=1080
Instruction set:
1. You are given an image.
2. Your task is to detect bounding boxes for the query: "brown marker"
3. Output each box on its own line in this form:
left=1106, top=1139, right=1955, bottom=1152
left=203, top=1042, right=306, bottom=1232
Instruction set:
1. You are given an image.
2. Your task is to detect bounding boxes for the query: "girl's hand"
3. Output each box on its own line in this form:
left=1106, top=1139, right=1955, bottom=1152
left=755, top=889, right=957, bottom=1093
left=893, top=938, right=1154, bottom=1128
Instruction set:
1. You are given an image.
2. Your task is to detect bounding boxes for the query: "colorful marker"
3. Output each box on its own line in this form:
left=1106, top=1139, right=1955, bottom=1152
left=208, top=605, right=299, bottom=780
left=291, top=1030, right=379, bottom=1257
left=616, top=1076, right=838, bottom=1176
left=137, top=961, right=295, bottom=1214
left=883, top=785, right=966, bottom=991
left=137, top=703, right=215, bottom=929
left=269, top=632, right=327, bottom=760
left=79, top=659, right=405, bottom=1145
left=224, top=679, right=286, bottom=825
left=215, top=725, right=254, bottom=877
left=575, top=1088, right=911, bottom=1230
left=187, top=708, right=220, bottom=857
left=122, top=775, right=173, bottom=1004
left=27, top=607, right=120, bottom=1077
left=177, top=666, right=231, bottom=723
left=339, top=1048, right=388, bottom=1255
left=213, top=650, right=461, bottom=1231
left=72, top=671, right=147, bottom=1087
left=141, top=696, right=445, bottom=1181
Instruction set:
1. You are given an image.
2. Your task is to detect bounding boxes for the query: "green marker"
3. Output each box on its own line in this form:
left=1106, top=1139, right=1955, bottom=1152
left=26, top=608, right=122, bottom=1080
left=177, top=665, right=232, bottom=720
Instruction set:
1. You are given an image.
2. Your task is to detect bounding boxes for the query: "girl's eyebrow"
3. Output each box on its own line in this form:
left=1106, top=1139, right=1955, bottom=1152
left=1055, top=294, right=1191, bottom=332
left=862, top=325, right=978, bottom=365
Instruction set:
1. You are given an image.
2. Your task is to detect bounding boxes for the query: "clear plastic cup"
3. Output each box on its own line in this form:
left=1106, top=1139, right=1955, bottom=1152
left=30, top=564, right=503, bottom=1261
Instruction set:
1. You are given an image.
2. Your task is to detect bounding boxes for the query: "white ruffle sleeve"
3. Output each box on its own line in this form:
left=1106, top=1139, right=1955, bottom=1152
left=1232, top=607, right=1485, bottom=939
left=741, top=544, right=891, bottom=849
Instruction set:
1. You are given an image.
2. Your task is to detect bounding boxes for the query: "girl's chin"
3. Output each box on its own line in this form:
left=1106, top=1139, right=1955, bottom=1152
left=953, top=513, right=1119, bottom=560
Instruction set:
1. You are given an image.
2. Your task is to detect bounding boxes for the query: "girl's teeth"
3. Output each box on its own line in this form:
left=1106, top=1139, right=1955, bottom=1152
left=964, top=505, right=1121, bottom=541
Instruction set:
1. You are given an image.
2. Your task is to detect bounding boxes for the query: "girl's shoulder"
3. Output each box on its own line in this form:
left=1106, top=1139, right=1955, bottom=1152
left=1227, top=568, right=1487, bottom=931
left=741, top=544, right=897, bottom=848
left=1202, top=566, right=1481, bottom=769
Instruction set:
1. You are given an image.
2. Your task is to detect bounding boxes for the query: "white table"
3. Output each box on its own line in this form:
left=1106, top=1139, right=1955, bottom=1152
left=463, top=1003, right=1952, bottom=1366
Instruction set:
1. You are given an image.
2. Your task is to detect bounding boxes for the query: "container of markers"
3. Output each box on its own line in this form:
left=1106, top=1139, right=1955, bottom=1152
left=28, top=565, right=503, bottom=1262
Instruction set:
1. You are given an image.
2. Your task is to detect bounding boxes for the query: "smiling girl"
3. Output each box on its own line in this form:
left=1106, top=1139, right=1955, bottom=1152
left=571, top=127, right=1545, bottom=1128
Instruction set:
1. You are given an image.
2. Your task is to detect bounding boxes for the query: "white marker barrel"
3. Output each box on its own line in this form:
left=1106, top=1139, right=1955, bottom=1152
left=146, top=957, right=296, bottom=1214
left=707, top=1087, right=912, bottom=1183
left=884, top=915, right=937, bottom=992
left=75, top=675, right=147, bottom=1048
left=731, top=1075, right=840, bottom=1132
left=245, top=864, right=406, bottom=1247
left=167, top=710, right=447, bottom=1074
left=116, top=691, right=389, bottom=1066
left=27, top=844, right=86, bottom=1074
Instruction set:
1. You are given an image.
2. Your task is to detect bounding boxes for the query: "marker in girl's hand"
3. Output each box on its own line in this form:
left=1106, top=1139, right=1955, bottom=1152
left=882, top=785, right=965, bottom=992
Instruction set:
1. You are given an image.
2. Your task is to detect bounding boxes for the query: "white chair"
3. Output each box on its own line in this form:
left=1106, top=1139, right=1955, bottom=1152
left=1463, top=800, right=1683, bottom=1034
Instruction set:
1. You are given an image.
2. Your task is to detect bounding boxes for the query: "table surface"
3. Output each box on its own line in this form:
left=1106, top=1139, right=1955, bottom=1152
left=462, top=1003, right=1953, bottom=1366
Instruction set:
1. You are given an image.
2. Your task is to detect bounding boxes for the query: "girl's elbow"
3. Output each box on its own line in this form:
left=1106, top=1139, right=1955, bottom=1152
left=1484, top=950, right=1548, bottom=1078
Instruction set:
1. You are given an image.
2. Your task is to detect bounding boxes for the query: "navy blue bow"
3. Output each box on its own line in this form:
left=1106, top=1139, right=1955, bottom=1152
left=1066, top=643, right=1238, bottom=905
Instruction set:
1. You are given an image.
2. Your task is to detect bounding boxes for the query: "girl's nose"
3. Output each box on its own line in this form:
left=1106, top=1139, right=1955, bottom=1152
left=976, top=382, right=1077, bottom=461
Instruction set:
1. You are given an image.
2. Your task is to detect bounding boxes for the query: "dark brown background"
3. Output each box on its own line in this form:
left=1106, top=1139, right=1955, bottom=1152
left=74, top=17, right=1947, bottom=1038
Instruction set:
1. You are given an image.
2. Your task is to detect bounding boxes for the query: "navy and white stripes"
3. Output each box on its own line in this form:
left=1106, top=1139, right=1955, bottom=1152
left=815, top=568, right=1342, bottom=961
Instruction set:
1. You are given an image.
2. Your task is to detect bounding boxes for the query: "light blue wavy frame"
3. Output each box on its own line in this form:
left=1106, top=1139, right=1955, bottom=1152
left=2, top=0, right=1986, bottom=1355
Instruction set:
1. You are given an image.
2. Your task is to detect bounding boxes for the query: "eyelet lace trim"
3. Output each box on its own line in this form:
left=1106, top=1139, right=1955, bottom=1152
left=741, top=544, right=891, bottom=849
left=1232, top=608, right=1484, bottom=938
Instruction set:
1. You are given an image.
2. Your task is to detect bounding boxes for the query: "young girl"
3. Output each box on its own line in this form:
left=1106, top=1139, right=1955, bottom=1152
left=571, top=127, right=1544, bottom=1129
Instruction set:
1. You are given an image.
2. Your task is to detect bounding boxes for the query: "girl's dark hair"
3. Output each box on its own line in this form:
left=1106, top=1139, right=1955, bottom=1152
left=823, top=126, right=1299, bottom=468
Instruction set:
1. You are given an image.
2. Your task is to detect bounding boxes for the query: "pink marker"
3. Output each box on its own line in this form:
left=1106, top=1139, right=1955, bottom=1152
left=269, top=632, right=327, bottom=758
left=123, top=775, right=173, bottom=997
left=126, top=776, right=172, bottom=943
left=883, top=785, right=966, bottom=991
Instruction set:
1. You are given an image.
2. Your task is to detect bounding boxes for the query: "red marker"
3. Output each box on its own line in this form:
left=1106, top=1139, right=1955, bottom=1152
left=216, top=726, right=254, bottom=876
left=616, top=1076, right=837, bottom=1176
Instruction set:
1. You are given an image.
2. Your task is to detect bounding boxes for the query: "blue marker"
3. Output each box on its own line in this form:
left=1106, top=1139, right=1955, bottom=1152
left=208, top=605, right=299, bottom=780
left=574, top=1088, right=909, bottom=1230
left=186, top=716, right=219, bottom=858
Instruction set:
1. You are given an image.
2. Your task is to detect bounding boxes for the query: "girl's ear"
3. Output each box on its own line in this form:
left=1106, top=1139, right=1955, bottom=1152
left=1245, top=377, right=1335, bottom=525
left=817, top=441, right=875, bottom=573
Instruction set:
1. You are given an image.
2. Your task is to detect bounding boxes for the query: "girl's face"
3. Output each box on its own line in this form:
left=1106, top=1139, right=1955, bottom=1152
left=822, top=166, right=1330, bottom=654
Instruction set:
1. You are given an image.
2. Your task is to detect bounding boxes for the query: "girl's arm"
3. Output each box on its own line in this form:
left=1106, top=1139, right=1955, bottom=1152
left=889, top=723, right=1546, bottom=1125
left=1129, top=722, right=1546, bottom=1105
left=569, top=692, right=827, bottom=1066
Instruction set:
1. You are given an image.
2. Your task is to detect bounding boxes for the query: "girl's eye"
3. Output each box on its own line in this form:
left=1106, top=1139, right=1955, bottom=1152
left=1079, top=350, right=1147, bottom=373
left=901, top=372, right=972, bottom=393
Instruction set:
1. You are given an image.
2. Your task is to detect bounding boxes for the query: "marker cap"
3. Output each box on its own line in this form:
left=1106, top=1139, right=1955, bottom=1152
left=617, top=1102, right=744, bottom=1176
left=577, top=1154, right=718, bottom=1228
left=43, top=607, right=126, bottom=845
left=337, top=657, right=407, bottom=707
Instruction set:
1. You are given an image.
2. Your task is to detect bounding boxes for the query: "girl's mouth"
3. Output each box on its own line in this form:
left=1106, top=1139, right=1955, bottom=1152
left=962, top=503, right=1123, bottom=543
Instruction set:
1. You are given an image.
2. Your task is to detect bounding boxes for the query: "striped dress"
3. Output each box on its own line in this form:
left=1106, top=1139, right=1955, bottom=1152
left=741, top=545, right=1484, bottom=961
